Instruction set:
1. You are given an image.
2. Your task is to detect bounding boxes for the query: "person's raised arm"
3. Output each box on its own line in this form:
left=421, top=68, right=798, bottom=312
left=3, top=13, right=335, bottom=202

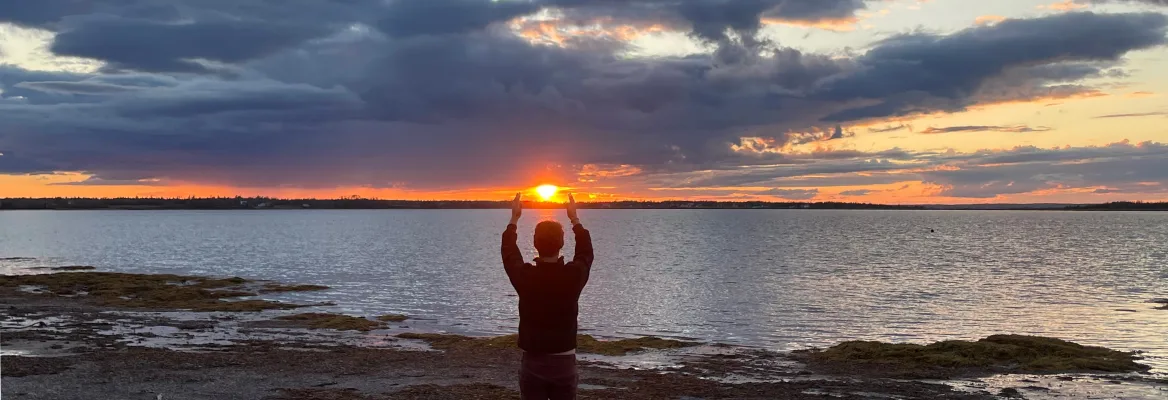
left=567, top=194, right=594, bottom=271
left=501, top=193, right=526, bottom=275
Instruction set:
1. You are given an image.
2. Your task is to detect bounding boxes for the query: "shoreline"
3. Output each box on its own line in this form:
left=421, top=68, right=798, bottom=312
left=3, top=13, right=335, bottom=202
left=3, top=271, right=1167, bottom=399
left=3, top=198, right=1166, bottom=211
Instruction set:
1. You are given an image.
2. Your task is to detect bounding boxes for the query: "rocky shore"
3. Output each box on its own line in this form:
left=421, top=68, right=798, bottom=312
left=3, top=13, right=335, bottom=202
left=3, top=271, right=1166, bottom=399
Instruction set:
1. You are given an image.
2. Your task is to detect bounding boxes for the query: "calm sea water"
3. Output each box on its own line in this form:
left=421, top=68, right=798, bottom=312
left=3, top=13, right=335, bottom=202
left=2, top=210, right=1166, bottom=370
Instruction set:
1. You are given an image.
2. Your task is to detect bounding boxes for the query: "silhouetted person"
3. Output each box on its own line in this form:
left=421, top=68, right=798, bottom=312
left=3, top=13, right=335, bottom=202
left=502, top=193, right=593, bottom=400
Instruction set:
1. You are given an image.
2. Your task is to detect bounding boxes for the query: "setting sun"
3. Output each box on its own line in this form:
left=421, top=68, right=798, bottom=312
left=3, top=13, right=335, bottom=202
left=536, top=185, right=559, bottom=200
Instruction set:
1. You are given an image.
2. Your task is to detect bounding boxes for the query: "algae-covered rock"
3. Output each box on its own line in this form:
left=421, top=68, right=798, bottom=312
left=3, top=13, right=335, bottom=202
left=0, top=272, right=326, bottom=312
left=999, top=387, right=1024, bottom=398
left=29, top=266, right=96, bottom=271
left=395, top=333, right=698, bottom=355
left=259, top=284, right=330, bottom=293
left=1149, top=298, right=1168, bottom=310
left=799, top=335, right=1149, bottom=378
left=275, top=313, right=383, bottom=331
left=577, top=335, right=697, bottom=356
left=377, top=314, right=409, bottom=322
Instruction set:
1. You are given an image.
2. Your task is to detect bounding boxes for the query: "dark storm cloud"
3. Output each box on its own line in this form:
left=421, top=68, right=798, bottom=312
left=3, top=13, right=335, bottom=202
left=920, top=125, right=1052, bottom=134
left=1090, top=0, right=1168, bottom=6
left=378, top=0, right=541, bottom=37
left=0, top=0, right=384, bottom=29
left=14, top=80, right=162, bottom=95
left=544, top=0, right=866, bottom=41
left=2, top=3, right=1167, bottom=194
left=51, top=15, right=328, bottom=73
left=817, top=12, right=1168, bottom=121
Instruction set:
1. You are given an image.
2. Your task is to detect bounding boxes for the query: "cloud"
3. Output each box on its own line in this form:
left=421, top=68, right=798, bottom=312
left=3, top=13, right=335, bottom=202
left=1093, top=111, right=1168, bottom=118
left=869, top=124, right=910, bottom=133
left=49, top=176, right=166, bottom=186
left=760, top=188, right=820, bottom=200
left=638, top=141, right=1168, bottom=200
left=545, top=0, right=869, bottom=43
left=15, top=81, right=147, bottom=95
left=920, top=125, right=1053, bottom=134
left=817, top=12, right=1168, bottom=122
left=1040, top=1, right=1089, bottom=11
left=921, top=141, right=1168, bottom=198
left=840, top=189, right=873, bottom=196
left=0, top=0, right=384, bottom=30
left=1088, top=0, right=1168, bottom=7
left=0, top=3, right=1165, bottom=196
left=975, top=15, right=1007, bottom=25
left=1094, top=188, right=1124, bottom=193
left=378, top=0, right=541, bottom=37
left=50, top=15, right=328, bottom=73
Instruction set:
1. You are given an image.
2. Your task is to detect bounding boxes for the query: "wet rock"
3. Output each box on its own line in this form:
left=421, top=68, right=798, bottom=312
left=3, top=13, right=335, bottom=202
left=796, top=335, right=1150, bottom=379
left=377, top=314, right=409, bottom=322
left=53, top=266, right=97, bottom=271
left=1149, top=299, right=1168, bottom=310
left=0, top=272, right=323, bottom=312
left=275, top=313, right=384, bottom=331
left=172, top=320, right=216, bottom=330
left=258, top=283, right=330, bottom=293
left=998, top=387, right=1024, bottom=398
left=268, top=388, right=373, bottom=400
left=395, top=333, right=699, bottom=356
left=1, top=356, right=77, bottom=377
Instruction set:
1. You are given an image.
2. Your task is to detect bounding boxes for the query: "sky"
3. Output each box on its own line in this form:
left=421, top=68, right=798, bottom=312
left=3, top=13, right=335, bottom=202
left=1, top=0, right=1166, bottom=204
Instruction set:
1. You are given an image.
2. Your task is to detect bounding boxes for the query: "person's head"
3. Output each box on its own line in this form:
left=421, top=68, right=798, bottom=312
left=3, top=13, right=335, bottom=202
left=533, top=220, right=565, bottom=258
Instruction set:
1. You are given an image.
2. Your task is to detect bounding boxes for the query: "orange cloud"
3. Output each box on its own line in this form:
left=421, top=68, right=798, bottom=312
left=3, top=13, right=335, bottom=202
left=760, top=17, right=859, bottom=31
left=974, top=15, right=1007, bottom=25
left=1127, top=91, right=1156, bottom=98
left=969, top=89, right=1108, bottom=110
left=512, top=17, right=669, bottom=46
left=1039, top=1, right=1087, bottom=11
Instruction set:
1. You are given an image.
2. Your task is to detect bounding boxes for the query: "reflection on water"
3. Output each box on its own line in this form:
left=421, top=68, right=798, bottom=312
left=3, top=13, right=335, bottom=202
left=2, top=209, right=1167, bottom=372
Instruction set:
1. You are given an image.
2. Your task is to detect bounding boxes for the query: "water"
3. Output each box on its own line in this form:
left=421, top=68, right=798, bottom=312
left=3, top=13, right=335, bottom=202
left=2, top=209, right=1166, bottom=371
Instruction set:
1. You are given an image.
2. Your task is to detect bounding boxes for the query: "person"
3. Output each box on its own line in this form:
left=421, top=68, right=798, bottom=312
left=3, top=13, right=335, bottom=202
left=501, top=192, right=594, bottom=400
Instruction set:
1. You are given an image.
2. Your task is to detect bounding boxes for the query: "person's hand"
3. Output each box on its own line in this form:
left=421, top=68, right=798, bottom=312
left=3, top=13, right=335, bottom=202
left=510, top=193, right=522, bottom=224
left=566, top=193, right=579, bottom=225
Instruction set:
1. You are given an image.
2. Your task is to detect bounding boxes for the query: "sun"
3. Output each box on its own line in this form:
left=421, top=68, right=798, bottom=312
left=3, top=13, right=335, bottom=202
left=536, top=184, right=559, bottom=200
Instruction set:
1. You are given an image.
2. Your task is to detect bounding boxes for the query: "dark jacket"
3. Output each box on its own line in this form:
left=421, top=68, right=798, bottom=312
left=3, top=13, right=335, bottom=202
left=502, top=223, right=594, bottom=354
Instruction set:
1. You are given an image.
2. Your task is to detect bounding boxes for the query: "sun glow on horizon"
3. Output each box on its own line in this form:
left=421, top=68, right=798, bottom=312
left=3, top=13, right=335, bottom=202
left=536, top=184, right=559, bottom=201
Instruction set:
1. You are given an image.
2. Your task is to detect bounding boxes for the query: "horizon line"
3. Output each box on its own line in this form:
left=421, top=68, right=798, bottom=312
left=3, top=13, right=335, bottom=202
left=2, top=197, right=1166, bottom=207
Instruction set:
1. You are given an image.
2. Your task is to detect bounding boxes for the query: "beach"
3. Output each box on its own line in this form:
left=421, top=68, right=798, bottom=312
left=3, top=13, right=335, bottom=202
left=3, top=270, right=1166, bottom=400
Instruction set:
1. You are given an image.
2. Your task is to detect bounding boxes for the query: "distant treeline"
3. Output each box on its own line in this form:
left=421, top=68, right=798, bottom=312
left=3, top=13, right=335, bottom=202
left=1, top=198, right=1164, bottom=211
left=1064, top=201, right=1168, bottom=211
left=0, top=197, right=923, bottom=210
